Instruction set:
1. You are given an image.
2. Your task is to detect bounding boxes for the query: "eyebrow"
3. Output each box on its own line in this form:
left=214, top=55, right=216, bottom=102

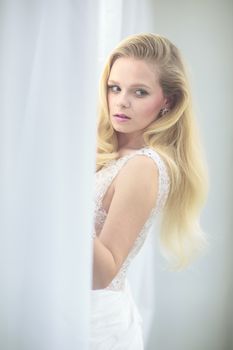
left=107, top=80, right=151, bottom=89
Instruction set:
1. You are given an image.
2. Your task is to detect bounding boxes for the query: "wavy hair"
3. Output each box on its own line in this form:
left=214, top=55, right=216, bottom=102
left=96, top=33, right=209, bottom=270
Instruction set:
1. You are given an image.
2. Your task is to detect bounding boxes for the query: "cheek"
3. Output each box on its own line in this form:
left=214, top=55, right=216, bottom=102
left=107, top=94, right=113, bottom=110
left=139, top=99, right=162, bottom=117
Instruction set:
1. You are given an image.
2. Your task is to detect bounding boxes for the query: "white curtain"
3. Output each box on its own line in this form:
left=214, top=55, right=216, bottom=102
left=0, top=1, right=98, bottom=349
left=0, top=1, right=157, bottom=349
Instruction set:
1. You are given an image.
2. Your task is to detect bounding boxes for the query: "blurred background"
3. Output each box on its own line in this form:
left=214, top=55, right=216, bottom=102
left=0, top=0, right=232, bottom=349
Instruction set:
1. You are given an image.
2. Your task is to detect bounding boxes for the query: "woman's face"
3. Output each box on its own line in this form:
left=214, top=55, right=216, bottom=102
left=107, top=57, right=167, bottom=141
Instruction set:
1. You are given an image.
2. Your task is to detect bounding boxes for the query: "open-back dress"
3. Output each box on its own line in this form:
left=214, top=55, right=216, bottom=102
left=90, top=147, right=170, bottom=349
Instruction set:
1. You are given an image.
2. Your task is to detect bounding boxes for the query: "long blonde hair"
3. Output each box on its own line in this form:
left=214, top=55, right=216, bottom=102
left=96, top=33, right=209, bottom=270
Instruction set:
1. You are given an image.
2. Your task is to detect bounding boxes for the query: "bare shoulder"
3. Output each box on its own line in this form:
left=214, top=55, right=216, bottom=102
left=115, top=153, right=159, bottom=191
left=99, top=153, right=159, bottom=275
left=112, top=153, right=159, bottom=224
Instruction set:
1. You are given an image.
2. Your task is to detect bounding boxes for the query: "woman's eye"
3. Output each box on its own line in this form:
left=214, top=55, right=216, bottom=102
left=107, top=85, right=120, bottom=93
left=135, top=89, right=148, bottom=97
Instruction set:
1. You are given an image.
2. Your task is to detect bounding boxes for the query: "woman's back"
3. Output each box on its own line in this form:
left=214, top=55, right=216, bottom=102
left=93, top=147, right=170, bottom=291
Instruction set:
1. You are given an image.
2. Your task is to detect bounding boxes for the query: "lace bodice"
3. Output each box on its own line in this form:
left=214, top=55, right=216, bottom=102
left=92, top=147, right=170, bottom=291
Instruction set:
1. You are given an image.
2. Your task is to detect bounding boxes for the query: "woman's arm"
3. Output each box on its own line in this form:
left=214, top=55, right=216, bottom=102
left=92, top=155, right=159, bottom=290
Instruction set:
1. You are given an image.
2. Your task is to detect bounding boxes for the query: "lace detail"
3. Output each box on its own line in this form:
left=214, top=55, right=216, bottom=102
left=92, top=147, right=170, bottom=290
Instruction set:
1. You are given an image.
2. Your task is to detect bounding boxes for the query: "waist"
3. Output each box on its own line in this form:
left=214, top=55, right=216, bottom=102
left=90, top=278, right=142, bottom=325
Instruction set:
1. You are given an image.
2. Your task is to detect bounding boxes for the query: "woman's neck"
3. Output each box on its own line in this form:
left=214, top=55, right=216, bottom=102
left=116, top=132, right=145, bottom=151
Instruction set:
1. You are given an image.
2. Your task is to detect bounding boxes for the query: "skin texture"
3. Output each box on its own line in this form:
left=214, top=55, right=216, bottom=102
left=92, top=58, right=166, bottom=290
left=92, top=156, right=158, bottom=289
left=107, top=57, right=168, bottom=150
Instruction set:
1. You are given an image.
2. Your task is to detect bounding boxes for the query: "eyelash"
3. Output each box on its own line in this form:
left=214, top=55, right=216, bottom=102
left=107, top=85, right=148, bottom=97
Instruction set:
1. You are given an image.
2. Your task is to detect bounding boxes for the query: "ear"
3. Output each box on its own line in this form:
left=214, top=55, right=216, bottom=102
left=164, top=94, right=176, bottom=110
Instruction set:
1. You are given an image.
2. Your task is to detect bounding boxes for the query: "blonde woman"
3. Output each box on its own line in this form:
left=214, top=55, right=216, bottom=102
left=91, top=33, right=208, bottom=349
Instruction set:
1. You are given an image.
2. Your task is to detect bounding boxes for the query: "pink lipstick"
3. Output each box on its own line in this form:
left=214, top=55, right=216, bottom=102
left=113, top=114, right=131, bottom=122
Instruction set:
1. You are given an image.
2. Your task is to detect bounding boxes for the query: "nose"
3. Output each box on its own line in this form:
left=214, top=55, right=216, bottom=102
left=116, top=92, right=131, bottom=108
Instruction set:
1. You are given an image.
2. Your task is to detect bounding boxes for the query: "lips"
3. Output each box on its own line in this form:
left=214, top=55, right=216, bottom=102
left=113, top=114, right=131, bottom=119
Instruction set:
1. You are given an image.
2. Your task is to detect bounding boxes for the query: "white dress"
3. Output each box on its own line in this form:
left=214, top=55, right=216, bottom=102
left=90, top=147, right=170, bottom=349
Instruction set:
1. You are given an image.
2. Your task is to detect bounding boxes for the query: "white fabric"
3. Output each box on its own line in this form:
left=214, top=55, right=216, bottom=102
left=0, top=1, right=160, bottom=349
left=91, top=147, right=170, bottom=348
left=0, top=1, right=98, bottom=349
left=90, top=278, right=144, bottom=349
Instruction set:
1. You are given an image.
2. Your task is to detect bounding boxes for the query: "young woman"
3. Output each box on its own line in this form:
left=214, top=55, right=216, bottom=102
left=90, top=33, right=208, bottom=349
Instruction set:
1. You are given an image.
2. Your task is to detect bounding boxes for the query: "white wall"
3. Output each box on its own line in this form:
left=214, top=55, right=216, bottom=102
left=95, top=1, right=233, bottom=348
left=145, top=1, right=233, bottom=349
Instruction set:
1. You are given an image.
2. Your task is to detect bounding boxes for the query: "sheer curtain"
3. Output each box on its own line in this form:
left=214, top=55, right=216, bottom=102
left=0, top=1, right=98, bottom=349
left=0, top=1, right=157, bottom=349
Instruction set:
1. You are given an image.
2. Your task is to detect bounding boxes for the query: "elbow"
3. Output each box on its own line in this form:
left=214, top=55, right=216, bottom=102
left=92, top=269, right=116, bottom=290
left=102, top=277, right=114, bottom=289
left=92, top=249, right=117, bottom=290
left=102, top=260, right=120, bottom=289
left=92, top=237, right=121, bottom=290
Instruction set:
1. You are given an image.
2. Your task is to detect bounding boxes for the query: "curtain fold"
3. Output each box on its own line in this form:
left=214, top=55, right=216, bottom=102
left=0, top=1, right=156, bottom=349
left=0, top=1, right=98, bottom=349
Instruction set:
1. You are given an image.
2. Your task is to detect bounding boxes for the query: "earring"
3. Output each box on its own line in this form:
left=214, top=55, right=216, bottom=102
left=160, top=107, right=169, bottom=116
